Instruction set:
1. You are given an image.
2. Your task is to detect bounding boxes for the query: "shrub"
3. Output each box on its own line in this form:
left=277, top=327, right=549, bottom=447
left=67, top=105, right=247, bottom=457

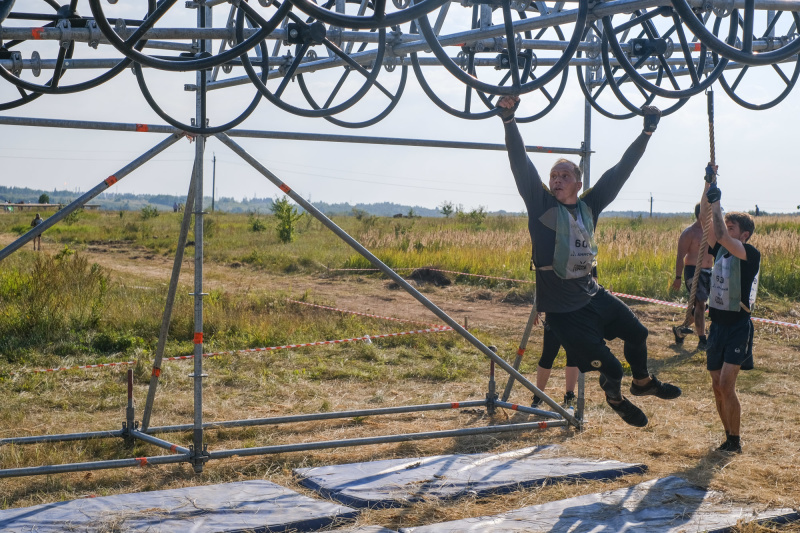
left=140, top=205, right=159, bottom=220
left=271, top=196, right=304, bottom=243
left=248, top=213, right=267, bottom=232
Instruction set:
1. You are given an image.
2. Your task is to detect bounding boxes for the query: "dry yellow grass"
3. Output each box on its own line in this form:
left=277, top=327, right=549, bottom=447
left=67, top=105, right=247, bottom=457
left=2, top=266, right=799, bottom=531
left=1, top=226, right=799, bottom=531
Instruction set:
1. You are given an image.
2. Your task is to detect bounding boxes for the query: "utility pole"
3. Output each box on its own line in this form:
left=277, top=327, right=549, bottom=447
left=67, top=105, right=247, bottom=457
left=211, top=153, right=216, bottom=212
left=649, top=193, right=653, bottom=218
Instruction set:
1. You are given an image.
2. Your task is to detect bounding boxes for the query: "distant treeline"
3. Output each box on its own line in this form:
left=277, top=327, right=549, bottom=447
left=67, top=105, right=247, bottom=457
left=0, top=185, right=736, bottom=218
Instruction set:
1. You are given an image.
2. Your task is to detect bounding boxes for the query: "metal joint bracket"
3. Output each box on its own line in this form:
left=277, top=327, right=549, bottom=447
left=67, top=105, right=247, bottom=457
left=56, top=19, right=71, bottom=49
left=9, top=51, right=22, bottom=76
left=31, top=51, right=41, bottom=77
left=188, top=373, right=209, bottom=378
left=277, top=52, right=294, bottom=75
left=711, top=0, right=734, bottom=17
left=86, top=20, right=101, bottom=49
left=114, top=17, right=127, bottom=37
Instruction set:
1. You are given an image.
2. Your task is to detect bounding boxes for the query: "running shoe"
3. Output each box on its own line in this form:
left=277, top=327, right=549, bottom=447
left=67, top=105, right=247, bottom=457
left=671, top=325, right=693, bottom=344
left=630, top=375, right=682, bottom=399
left=563, top=391, right=576, bottom=407
left=716, top=439, right=742, bottom=454
left=606, top=397, right=648, bottom=427
left=696, top=338, right=708, bottom=351
left=531, top=395, right=543, bottom=408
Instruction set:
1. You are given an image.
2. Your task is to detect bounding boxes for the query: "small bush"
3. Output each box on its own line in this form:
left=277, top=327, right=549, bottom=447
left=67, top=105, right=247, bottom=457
left=248, top=213, right=267, bottom=232
left=271, top=196, right=304, bottom=243
left=140, top=205, right=159, bottom=220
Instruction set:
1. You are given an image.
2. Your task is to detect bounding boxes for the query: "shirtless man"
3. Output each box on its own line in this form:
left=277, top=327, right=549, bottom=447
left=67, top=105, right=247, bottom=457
left=671, top=201, right=714, bottom=350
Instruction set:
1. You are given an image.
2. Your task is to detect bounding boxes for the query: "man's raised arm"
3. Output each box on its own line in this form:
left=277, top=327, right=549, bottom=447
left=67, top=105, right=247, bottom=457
left=588, top=106, right=661, bottom=212
left=497, top=96, right=544, bottom=207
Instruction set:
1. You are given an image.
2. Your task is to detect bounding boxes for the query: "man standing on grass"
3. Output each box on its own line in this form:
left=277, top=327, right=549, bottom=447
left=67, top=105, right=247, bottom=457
left=671, top=202, right=713, bottom=350
left=497, top=95, right=681, bottom=427
left=702, top=172, right=760, bottom=454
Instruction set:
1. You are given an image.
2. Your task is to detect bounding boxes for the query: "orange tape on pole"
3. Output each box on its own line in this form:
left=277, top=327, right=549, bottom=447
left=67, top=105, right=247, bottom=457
left=135, top=124, right=149, bottom=132
left=279, top=184, right=291, bottom=193
left=135, top=457, right=148, bottom=467
left=450, top=402, right=460, bottom=409
left=516, top=348, right=525, bottom=356
left=31, top=28, right=45, bottom=39
left=151, top=368, right=161, bottom=377
left=193, top=333, right=203, bottom=344
left=105, top=176, right=118, bottom=186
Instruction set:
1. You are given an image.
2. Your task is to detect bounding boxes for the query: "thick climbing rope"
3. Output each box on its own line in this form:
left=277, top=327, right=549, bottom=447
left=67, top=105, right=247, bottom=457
left=682, top=89, right=717, bottom=329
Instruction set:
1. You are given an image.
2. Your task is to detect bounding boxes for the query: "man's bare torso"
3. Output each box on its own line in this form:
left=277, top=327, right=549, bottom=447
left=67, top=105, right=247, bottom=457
left=681, top=221, right=714, bottom=268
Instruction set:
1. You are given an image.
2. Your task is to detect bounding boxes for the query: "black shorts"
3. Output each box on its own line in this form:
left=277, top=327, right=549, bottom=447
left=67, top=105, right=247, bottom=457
left=683, top=265, right=710, bottom=302
left=707, top=317, right=754, bottom=371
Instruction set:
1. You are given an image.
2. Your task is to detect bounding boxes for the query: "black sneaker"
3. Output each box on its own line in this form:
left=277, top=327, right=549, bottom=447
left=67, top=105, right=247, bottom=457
left=563, top=391, right=576, bottom=408
left=672, top=325, right=693, bottom=345
left=696, top=338, right=708, bottom=351
left=531, top=395, right=543, bottom=408
left=630, top=375, right=682, bottom=399
left=716, top=439, right=742, bottom=454
left=607, top=397, right=648, bottom=427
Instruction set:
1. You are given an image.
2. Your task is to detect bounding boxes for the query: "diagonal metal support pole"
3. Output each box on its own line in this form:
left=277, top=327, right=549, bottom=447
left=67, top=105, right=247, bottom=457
left=214, top=132, right=580, bottom=429
left=0, top=133, right=184, bottom=262
left=501, top=303, right=539, bottom=402
left=140, top=164, right=198, bottom=432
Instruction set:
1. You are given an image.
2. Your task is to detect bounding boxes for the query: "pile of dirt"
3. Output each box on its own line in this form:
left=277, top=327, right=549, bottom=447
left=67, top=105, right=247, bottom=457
left=409, top=268, right=451, bottom=287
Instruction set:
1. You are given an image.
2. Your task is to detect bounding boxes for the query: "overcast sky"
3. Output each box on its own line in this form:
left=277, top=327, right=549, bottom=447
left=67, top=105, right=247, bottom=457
left=1, top=5, right=798, bottom=215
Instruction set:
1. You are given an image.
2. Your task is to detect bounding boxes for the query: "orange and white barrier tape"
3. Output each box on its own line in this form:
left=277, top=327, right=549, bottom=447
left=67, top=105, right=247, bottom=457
left=610, top=292, right=800, bottom=329
left=330, top=267, right=800, bottom=330
left=286, top=298, right=445, bottom=328
left=6, top=326, right=453, bottom=376
left=7, top=360, right=137, bottom=376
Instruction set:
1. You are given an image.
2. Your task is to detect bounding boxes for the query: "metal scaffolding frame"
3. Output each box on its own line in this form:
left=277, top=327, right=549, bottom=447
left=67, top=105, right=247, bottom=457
left=0, top=109, right=590, bottom=478
left=2, top=0, right=797, bottom=478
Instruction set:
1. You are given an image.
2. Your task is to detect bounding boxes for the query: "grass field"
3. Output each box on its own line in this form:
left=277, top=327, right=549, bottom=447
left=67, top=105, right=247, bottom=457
left=0, top=211, right=799, bottom=531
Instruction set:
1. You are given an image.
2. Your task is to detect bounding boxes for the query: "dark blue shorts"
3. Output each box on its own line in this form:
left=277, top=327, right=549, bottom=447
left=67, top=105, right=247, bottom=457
left=683, top=265, right=710, bottom=302
left=707, top=317, right=754, bottom=371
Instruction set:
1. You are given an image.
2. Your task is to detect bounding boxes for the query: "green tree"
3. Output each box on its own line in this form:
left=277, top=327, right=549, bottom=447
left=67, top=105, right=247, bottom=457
left=38, top=193, right=50, bottom=204
left=271, top=196, right=304, bottom=243
left=439, top=201, right=454, bottom=218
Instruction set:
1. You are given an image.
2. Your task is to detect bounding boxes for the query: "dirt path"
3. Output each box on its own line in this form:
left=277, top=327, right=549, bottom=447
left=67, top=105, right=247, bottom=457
left=74, top=241, right=538, bottom=335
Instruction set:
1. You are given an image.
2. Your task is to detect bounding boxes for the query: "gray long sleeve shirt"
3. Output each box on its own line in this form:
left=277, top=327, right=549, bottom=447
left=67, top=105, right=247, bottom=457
left=504, top=120, right=651, bottom=313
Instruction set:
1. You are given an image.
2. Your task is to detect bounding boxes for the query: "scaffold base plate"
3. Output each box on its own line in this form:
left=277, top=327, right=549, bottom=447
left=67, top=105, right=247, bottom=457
left=0, top=480, right=358, bottom=533
left=396, top=476, right=799, bottom=532
left=295, top=445, right=646, bottom=508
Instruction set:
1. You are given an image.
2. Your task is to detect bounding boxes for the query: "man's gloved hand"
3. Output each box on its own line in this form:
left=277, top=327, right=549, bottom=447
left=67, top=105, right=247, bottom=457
left=641, top=105, right=661, bottom=134
left=704, top=163, right=718, bottom=183
left=706, top=182, right=721, bottom=204
left=497, top=95, right=520, bottom=122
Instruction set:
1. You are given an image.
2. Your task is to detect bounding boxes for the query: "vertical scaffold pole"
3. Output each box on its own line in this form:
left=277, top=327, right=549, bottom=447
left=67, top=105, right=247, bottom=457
left=140, top=165, right=197, bottom=432
left=189, top=2, right=211, bottom=473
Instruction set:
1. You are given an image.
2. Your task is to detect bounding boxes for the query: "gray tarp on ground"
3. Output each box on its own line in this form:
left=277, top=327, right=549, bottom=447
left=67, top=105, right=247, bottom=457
left=295, top=445, right=646, bottom=508
left=0, top=480, right=358, bottom=532
left=398, top=476, right=799, bottom=533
